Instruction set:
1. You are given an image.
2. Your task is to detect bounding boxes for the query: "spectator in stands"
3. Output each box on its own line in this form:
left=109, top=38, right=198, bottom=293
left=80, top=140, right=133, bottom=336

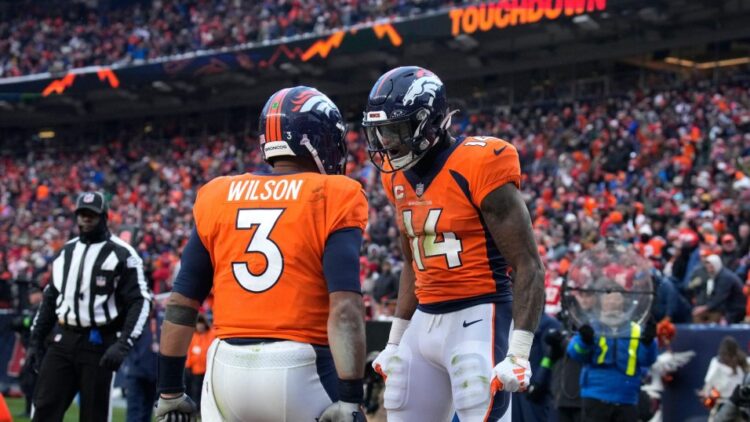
left=670, top=232, right=702, bottom=290
left=652, top=269, right=692, bottom=324
left=737, top=223, right=750, bottom=257
left=692, top=255, right=746, bottom=324
left=371, top=260, right=398, bottom=307
left=721, top=234, right=742, bottom=271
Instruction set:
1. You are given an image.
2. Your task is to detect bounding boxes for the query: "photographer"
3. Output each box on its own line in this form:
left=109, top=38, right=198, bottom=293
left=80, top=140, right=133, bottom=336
left=714, top=374, right=750, bottom=422
left=566, top=283, right=658, bottom=421
left=704, top=337, right=749, bottom=421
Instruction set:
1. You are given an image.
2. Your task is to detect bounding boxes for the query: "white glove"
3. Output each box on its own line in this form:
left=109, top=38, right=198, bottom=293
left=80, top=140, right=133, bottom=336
left=317, top=401, right=366, bottom=422
left=372, top=343, right=398, bottom=381
left=154, top=393, right=198, bottom=422
left=491, top=355, right=532, bottom=393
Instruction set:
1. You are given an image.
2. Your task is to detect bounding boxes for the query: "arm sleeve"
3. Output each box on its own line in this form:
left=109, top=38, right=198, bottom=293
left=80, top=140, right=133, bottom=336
left=173, top=227, right=214, bottom=302
left=566, top=334, right=591, bottom=363
left=323, top=228, right=363, bottom=293
left=116, top=248, right=152, bottom=346
left=29, top=284, right=59, bottom=348
left=469, top=140, right=522, bottom=207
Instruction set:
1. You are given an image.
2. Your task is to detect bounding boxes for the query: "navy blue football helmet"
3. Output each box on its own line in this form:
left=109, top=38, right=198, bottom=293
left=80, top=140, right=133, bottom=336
left=362, top=66, right=452, bottom=172
left=260, top=86, right=347, bottom=175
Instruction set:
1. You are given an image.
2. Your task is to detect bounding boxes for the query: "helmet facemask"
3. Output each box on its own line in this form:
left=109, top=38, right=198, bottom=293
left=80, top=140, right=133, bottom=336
left=364, top=107, right=453, bottom=173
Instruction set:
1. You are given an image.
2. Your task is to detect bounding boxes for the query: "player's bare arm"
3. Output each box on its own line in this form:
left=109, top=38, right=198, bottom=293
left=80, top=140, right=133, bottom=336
left=159, top=292, right=201, bottom=397
left=394, top=232, right=418, bottom=321
left=328, top=291, right=366, bottom=380
left=480, top=183, right=545, bottom=333
left=482, top=182, right=545, bottom=393
left=372, top=232, right=416, bottom=380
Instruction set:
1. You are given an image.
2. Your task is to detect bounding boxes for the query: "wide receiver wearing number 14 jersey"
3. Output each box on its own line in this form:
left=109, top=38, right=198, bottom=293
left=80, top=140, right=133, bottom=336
left=363, top=67, right=546, bottom=422
left=155, top=87, right=368, bottom=422
left=380, top=136, right=519, bottom=306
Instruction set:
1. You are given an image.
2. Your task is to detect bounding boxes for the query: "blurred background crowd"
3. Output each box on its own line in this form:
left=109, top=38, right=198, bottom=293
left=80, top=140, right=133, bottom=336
left=0, top=0, right=456, bottom=77
left=2, top=71, right=750, bottom=325
left=1, top=0, right=750, bottom=420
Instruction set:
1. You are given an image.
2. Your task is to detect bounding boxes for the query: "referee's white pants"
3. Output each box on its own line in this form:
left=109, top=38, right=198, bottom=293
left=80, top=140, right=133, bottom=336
left=201, top=339, right=335, bottom=422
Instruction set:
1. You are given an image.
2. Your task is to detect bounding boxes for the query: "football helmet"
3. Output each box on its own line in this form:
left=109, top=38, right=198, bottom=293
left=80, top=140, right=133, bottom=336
left=260, top=86, right=348, bottom=175
left=362, top=66, right=452, bottom=172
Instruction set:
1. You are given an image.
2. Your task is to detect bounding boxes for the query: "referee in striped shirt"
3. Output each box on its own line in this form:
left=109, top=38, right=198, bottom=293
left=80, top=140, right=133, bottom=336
left=27, top=191, right=152, bottom=422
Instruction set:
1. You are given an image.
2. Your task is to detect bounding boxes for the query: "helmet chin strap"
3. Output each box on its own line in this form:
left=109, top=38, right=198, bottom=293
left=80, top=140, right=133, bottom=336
left=440, top=108, right=459, bottom=132
left=300, top=134, right=327, bottom=174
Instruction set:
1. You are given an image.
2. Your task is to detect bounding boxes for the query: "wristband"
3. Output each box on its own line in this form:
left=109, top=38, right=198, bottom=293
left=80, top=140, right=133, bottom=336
left=157, top=354, right=187, bottom=394
left=508, top=330, right=534, bottom=360
left=338, top=378, right=364, bottom=404
left=387, top=318, right=410, bottom=345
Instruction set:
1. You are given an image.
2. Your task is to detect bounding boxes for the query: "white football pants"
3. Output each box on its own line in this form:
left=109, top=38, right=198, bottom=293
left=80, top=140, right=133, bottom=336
left=201, top=339, right=336, bottom=422
left=383, top=302, right=513, bottom=422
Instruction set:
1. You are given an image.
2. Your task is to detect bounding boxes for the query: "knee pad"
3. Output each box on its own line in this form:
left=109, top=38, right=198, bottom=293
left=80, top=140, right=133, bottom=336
left=383, top=344, right=412, bottom=411
left=448, top=341, right=492, bottom=411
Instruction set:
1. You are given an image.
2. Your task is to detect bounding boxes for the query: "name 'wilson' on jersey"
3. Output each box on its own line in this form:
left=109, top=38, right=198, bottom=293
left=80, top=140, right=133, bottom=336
left=193, top=172, right=368, bottom=345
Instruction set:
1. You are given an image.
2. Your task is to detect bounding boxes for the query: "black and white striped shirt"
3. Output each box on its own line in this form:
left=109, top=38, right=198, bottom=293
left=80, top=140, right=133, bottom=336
left=32, top=233, right=151, bottom=345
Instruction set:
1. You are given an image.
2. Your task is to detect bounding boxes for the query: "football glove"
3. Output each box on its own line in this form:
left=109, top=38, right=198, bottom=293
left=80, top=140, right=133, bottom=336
left=24, top=345, right=42, bottom=374
left=578, top=324, right=596, bottom=345
left=155, top=393, right=198, bottom=422
left=491, top=355, right=532, bottom=393
left=317, top=401, right=366, bottom=422
left=99, top=340, right=131, bottom=371
left=372, top=344, right=398, bottom=381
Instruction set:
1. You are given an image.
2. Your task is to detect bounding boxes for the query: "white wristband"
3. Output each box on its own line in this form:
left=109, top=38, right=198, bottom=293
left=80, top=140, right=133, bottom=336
left=387, top=318, right=410, bottom=345
left=507, top=330, right=534, bottom=360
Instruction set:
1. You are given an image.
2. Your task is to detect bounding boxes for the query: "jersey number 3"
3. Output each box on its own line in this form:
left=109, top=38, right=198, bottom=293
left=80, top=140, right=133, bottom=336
left=232, top=209, right=285, bottom=292
left=403, top=209, right=463, bottom=270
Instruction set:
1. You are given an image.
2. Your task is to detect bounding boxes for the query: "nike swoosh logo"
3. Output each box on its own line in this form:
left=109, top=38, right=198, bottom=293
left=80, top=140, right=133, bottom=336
left=493, top=146, right=508, bottom=156
left=463, top=319, right=483, bottom=328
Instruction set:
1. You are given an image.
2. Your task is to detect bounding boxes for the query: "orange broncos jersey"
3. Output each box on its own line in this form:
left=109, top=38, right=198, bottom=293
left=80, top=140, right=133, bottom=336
left=383, top=136, right=521, bottom=308
left=193, top=172, right=367, bottom=345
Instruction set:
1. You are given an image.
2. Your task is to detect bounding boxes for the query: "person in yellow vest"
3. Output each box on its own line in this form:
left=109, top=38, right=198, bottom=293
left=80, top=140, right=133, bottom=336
left=567, top=281, right=658, bottom=422
left=185, top=314, right=215, bottom=411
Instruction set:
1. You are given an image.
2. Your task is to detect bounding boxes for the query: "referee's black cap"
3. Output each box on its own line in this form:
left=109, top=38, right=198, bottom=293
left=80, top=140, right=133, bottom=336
left=75, top=191, right=107, bottom=215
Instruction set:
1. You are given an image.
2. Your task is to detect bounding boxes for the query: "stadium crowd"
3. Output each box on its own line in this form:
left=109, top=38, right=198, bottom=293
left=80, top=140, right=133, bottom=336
left=1, top=72, right=750, bottom=325
left=0, top=0, right=457, bottom=78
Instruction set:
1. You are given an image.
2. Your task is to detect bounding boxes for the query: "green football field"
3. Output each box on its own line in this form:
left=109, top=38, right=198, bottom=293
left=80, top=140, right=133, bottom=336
left=5, top=397, right=127, bottom=422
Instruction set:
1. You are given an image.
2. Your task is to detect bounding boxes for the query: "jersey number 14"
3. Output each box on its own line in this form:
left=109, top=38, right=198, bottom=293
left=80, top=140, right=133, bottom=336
left=403, top=209, right=463, bottom=270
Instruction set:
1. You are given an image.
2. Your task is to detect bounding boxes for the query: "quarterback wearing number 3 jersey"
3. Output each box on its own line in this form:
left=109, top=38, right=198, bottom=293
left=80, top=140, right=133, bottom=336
left=155, top=87, right=369, bottom=422
left=363, top=67, right=545, bottom=422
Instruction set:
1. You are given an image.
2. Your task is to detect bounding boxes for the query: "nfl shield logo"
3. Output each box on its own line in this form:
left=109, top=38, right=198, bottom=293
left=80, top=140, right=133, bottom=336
left=416, top=183, right=425, bottom=197
left=96, top=276, right=107, bottom=287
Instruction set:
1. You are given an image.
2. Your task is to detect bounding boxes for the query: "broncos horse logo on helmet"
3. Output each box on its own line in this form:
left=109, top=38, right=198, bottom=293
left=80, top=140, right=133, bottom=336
left=362, top=66, right=454, bottom=172
left=260, top=86, right=347, bottom=175
left=402, top=74, right=442, bottom=107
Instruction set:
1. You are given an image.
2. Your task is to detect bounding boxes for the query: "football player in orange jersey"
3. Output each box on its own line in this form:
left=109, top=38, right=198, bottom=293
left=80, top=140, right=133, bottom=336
left=155, top=86, right=368, bottom=422
left=362, top=67, right=545, bottom=422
